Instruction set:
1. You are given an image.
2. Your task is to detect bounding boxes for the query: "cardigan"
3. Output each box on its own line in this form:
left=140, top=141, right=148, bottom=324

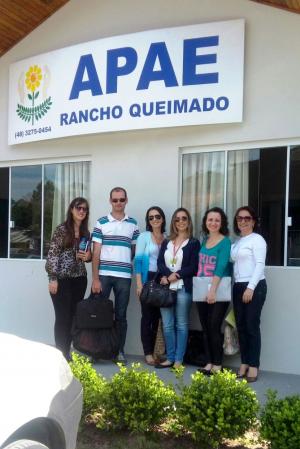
left=157, top=238, right=200, bottom=294
left=134, top=231, right=162, bottom=283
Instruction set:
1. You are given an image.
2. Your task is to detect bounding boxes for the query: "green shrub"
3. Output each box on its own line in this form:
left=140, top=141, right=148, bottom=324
left=177, top=369, right=259, bottom=448
left=260, top=390, right=300, bottom=449
left=69, top=352, right=107, bottom=415
left=99, top=363, right=176, bottom=432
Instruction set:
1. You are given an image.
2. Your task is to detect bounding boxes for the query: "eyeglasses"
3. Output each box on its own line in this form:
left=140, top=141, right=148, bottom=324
left=75, top=205, right=87, bottom=213
left=111, top=198, right=126, bottom=203
left=236, top=215, right=252, bottom=222
left=148, top=214, right=162, bottom=221
left=175, top=216, right=188, bottom=222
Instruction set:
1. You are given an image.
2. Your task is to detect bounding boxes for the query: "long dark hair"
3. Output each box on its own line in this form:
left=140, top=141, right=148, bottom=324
left=64, top=197, right=90, bottom=247
left=233, top=205, right=259, bottom=235
left=202, top=207, right=229, bottom=236
left=145, top=206, right=166, bottom=233
left=169, top=207, right=193, bottom=241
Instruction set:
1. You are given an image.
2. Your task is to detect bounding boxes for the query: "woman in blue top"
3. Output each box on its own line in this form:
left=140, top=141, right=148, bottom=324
left=196, top=207, right=231, bottom=375
left=135, top=206, right=166, bottom=366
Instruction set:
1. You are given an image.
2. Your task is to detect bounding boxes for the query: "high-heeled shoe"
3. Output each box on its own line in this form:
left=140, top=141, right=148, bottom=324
left=246, top=375, right=258, bottom=383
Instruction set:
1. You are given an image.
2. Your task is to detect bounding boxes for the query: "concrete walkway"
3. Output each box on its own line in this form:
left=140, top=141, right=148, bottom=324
left=93, top=355, right=300, bottom=406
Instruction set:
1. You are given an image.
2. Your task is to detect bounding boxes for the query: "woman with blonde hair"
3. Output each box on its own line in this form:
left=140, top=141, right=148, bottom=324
left=156, top=207, right=200, bottom=369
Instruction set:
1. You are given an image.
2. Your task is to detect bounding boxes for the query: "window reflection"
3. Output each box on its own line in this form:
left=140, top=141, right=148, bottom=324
left=182, top=152, right=225, bottom=238
left=43, top=162, right=90, bottom=257
left=10, top=166, right=42, bottom=259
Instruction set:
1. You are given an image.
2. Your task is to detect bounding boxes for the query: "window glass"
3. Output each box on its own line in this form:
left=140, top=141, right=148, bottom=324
left=287, top=146, right=300, bottom=266
left=10, top=166, right=42, bottom=259
left=43, top=161, right=91, bottom=257
left=182, top=152, right=225, bottom=238
left=227, top=147, right=287, bottom=266
left=0, top=168, right=9, bottom=258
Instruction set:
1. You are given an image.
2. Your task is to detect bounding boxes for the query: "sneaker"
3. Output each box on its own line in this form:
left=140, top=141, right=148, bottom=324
left=115, top=352, right=127, bottom=365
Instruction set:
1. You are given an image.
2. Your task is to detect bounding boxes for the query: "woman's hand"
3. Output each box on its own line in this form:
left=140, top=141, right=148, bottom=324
left=168, top=272, right=180, bottom=283
left=160, top=276, right=169, bottom=285
left=76, top=250, right=89, bottom=262
left=242, top=288, right=254, bottom=303
left=136, top=280, right=143, bottom=298
left=206, top=286, right=217, bottom=304
left=49, top=280, right=58, bottom=295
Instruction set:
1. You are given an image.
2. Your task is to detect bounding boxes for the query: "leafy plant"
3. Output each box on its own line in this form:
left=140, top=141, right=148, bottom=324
left=69, top=352, right=107, bottom=415
left=260, top=390, right=300, bottom=449
left=99, top=363, right=176, bottom=432
left=176, top=369, right=259, bottom=448
left=16, top=96, right=52, bottom=122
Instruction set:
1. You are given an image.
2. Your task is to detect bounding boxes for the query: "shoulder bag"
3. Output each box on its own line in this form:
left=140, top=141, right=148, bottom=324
left=140, top=275, right=176, bottom=308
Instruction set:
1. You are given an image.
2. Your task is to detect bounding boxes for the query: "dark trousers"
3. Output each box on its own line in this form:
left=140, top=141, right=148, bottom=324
left=197, top=301, right=229, bottom=365
left=99, top=275, right=131, bottom=353
left=233, top=279, right=267, bottom=368
left=140, top=271, right=161, bottom=356
left=50, top=276, right=87, bottom=359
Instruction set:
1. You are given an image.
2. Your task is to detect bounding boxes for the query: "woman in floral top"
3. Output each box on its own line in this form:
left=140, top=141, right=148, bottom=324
left=46, top=197, right=91, bottom=360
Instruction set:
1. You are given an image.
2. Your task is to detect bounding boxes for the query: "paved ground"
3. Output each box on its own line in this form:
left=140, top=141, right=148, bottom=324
left=93, top=355, right=300, bottom=406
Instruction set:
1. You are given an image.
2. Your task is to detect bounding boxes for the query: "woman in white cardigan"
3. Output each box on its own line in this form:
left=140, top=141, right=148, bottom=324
left=231, top=206, right=267, bottom=383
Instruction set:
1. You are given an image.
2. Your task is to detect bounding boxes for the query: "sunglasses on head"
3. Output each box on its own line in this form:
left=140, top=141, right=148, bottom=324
left=175, top=216, right=188, bottom=222
left=148, top=214, right=162, bottom=221
left=236, top=215, right=252, bottom=222
left=75, top=205, right=87, bottom=212
left=111, top=198, right=126, bottom=203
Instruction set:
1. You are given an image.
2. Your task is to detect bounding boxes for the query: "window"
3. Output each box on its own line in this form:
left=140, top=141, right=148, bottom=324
left=0, top=168, right=9, bottom=258
left=182, top=145, right=299, bottom=267
left=0, top=161, right=90, bottom=259
left=288, top=146, right=300, bottom=266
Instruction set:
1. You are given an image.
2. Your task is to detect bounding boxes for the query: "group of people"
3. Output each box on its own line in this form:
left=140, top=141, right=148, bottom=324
left=46, top=186, right=267, bottom=383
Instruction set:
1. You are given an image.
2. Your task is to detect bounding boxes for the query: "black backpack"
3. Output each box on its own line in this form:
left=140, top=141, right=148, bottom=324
left=72, top=293, right=119, bottom=360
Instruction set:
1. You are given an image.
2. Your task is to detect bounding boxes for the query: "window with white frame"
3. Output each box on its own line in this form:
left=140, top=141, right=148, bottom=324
left=182, top=145, right=300, bottom=267
left=0, top=161, right=91, bottom=259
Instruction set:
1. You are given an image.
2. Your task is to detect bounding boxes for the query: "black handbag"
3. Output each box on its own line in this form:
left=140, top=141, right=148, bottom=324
left=140, top=277, right=176, bottom=308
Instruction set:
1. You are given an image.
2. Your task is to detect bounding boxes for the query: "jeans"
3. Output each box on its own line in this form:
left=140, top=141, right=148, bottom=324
left=50, top=276, right=87, bottom=359
left=197, top=301, right=229, bottom=366
left=160, top=287, right=192, bottom=363
left=99, top=275, right=131, bottom=353
left=233, top=279, right=267, bottom=368
left=140, top=271, right=161, bottom=356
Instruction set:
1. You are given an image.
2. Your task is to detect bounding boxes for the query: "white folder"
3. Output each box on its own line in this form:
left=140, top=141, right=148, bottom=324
left=193, top=276, right=232, bottom=302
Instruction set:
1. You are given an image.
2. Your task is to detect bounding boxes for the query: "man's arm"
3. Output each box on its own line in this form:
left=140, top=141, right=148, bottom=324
left=91, top=241, right=102, bottom=293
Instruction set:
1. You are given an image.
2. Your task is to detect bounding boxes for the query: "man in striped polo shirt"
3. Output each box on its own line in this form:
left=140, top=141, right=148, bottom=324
left=92, top=187, right=139, bottom=363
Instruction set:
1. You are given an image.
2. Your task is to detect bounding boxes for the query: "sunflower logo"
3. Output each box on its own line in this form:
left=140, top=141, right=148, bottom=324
left=16, top=64, right=52, bottom=125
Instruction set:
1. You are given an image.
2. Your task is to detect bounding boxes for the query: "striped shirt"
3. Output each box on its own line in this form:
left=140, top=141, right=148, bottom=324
left=92, top=213, right=139, bottom=278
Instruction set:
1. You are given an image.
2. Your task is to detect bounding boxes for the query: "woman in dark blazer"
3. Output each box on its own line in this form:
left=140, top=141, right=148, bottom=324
left=155, top=207, right=200, bottom=369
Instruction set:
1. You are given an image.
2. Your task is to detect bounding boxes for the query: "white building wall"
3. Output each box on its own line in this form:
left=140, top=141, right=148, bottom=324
left=0, top=0, right=299, bottom=374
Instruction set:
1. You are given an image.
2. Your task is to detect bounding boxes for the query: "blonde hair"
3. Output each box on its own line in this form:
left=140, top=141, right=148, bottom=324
left=169, top=207, right=193, bottom=241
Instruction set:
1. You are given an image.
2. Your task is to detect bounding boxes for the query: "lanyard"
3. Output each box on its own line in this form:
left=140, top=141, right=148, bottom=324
left=170, top=241, right=184, bottom=267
